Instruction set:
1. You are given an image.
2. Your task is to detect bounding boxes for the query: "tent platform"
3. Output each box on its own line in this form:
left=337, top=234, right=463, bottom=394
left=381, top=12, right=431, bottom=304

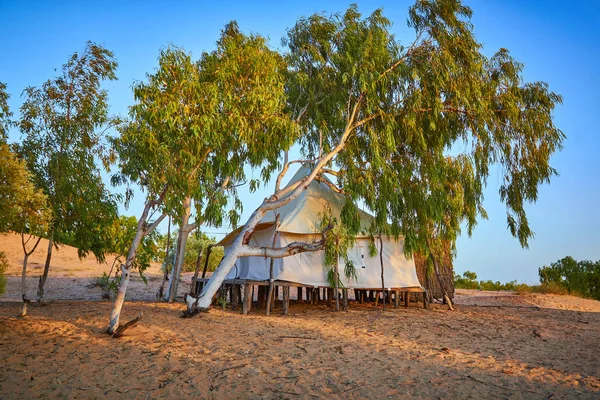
left=195, top=278, right=428, bottom=314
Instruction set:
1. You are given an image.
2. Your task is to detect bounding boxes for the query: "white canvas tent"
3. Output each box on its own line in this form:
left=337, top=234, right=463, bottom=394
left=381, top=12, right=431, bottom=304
left=218, top=167, right=423, bottom=291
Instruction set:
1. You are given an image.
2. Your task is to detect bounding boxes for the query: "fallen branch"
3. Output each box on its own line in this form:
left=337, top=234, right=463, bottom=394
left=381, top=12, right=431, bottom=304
left=213, top=363, right=248, bottom=378
left=278, top=335, right=319, bottom=340
left=112, top=312, right=143, bottom=338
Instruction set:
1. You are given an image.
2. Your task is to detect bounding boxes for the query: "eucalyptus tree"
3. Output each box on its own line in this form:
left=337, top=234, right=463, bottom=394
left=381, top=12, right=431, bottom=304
left=18, top=42, right=120, bottom=303
left=108, top=22, right=294, bottom=333
left=187, top=0, right=563, bottom=312
left=0, top=142, right=51, bottom=315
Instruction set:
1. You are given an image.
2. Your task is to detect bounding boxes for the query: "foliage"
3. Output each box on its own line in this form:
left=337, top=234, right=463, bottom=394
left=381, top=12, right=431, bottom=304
left=18, top=41, right=119, bottom=261
left=0, top=251, right=8, bottom=296
left=539, top=256, right=600, bottom=300
left=0, top=82, right=12, bottom=142
left=157, top=231, right=223, bottom=273
left=0, top=142, right=51, bottom=236
left=112, top=23, right=296, bottom=229
left=105, top=216, right=160, bottom=275
left=89, top=271, right=120, bottom=299
left=320, top=211, right=358, bottom=288
left=285, top=1, right=563, bottom=261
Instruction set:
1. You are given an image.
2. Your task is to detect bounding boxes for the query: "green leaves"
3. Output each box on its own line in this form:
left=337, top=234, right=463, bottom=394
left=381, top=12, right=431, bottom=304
left=286, top=0, right=563, bottom=256
left=116, top=22, right=297, bottom=230
left=0, top=142, right=51, bottom=237
left=17, top=42, right=119, bottom=259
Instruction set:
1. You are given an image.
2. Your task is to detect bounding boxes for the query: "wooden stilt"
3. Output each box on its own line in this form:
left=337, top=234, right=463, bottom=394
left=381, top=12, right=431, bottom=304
left=394, top=289, right=399, bottom=309
left=232, top=284, right=239, bottom=310
left=374, top=291, right=379, bottom=307
left=258, top=286, right=266, bottom=308
left=423, top=291, right=428, bottom=309
left=326, top=288, right=332, bottom=308
left=404, top=291, right=409, bottom=307
left=388, top=290, right=393, bottom=306
left=342, top=289, right=348, bottom=311
left=242, top=284, right=251, bottom=315
left=297, top=286, right=302, bottom=303
left=282, top=286, right=290, bottom=315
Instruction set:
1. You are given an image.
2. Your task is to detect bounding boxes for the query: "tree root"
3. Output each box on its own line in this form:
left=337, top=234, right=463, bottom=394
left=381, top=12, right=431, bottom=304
left=112, top=312, right=143, bottom=338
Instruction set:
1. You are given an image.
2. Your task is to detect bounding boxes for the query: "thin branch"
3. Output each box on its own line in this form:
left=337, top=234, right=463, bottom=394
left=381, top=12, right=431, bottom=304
left=240, top=224, right=333, bottom=258
left=314, top=175, right=345, bottom=195
left=143, top=212, right=167, bottom=236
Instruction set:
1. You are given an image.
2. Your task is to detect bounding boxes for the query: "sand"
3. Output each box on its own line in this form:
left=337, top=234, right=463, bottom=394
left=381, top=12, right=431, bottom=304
left=1, top=232, right=599, bottom=399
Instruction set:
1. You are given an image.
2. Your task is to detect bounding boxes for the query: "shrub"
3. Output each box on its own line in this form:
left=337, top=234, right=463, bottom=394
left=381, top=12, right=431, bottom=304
left=0, top=251, right=7, bottom=296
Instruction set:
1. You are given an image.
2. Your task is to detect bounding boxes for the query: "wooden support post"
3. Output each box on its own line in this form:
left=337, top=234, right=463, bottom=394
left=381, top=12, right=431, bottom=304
left=242, top=284, right=252, bottom=315
left=231, top=284, right=239, bottom=310
left=266, top=281, right=274, bottom=316
left=404, top=291, right=409, bottom=307
left=326, top=288, right=332, bottom=308
left=258, top=286, right=265, bottom=308
left=374, top=291, right=379, bottom=307
left=394, top=289, right=399, bottom=309
left=423, top=291, right=429, bottom=309
left=388, top=290, right=393, bottom=306
left=342, top=289, right=348, bottom=311
left=297, top=286, right=302, bottom=303
left=282, top=286, right=290, bottom=315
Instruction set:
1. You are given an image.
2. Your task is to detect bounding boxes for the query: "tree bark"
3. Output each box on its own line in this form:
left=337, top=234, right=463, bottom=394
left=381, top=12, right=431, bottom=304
left=379, top=236, right=386, bottom=311
left=36, top=231, right=54, bottom=303
left=189, top=244, right=204, bottom=297
left=334, top=238, right=340, bottom=312
left=168, top=197, right=193, bottom=303
left=21, top=253, right=29, bottom=317
left=108, top=200, right=166, bottom=334
left=156, top=215, right=171, bottom=301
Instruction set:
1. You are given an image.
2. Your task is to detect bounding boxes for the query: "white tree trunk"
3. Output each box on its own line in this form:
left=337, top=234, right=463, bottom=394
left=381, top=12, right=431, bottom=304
left=108, top=202, right=166, bottom=334
left=166, top=197, right=193, bottom=302
left=21, top=253, right=29, bottom=317
left=188, top=207, right=267, bottom=310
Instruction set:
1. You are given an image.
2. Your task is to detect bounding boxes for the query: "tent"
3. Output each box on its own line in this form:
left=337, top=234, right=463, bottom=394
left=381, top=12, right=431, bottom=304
left=218, top=167, right=423, bottom=292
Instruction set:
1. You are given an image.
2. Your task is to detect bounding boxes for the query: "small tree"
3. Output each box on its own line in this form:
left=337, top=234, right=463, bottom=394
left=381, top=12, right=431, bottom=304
left=0, top=141, right=51, bottom=315
left=18, top=42, right=119, bottom=303
left=109, top=23, right=295, bottom=333
left=98, top=216, right=159, bottom=298
left=188, top=1, right=564, bottom=313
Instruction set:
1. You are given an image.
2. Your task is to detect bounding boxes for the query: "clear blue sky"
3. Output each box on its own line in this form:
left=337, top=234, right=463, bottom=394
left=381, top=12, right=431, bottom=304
left=1, top=0, right=599, bottom=284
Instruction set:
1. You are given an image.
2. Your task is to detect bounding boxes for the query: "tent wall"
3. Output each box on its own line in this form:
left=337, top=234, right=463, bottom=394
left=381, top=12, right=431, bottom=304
left=226, top=231, right=423, bottom=290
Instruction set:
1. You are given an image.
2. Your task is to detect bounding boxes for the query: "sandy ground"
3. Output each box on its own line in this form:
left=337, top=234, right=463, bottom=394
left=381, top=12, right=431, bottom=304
left=1, top=232, right=599, bottom=399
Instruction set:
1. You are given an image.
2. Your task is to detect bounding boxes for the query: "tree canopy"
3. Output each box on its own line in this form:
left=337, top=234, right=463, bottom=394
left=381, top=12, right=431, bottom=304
left=285, top=1, right=563, bottom=254
left=18, top=41, right=120, bottom=261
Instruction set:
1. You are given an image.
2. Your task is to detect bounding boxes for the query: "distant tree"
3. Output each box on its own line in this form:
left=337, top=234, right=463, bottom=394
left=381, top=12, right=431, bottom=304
left=189, top=1, right=563, bottom=313
left=18, top=42, right=119, bottom=303
left=108, top=23, right=294, bottom=332
left=0, top=252, right=7, bottom=297
left=0, top=141, right=51, bottom=315
left=539, top=256, right=600, bottom=300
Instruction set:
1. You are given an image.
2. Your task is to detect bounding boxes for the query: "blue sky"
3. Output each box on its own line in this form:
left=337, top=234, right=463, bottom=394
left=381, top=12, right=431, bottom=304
left=1, top=0, right=598, bottom=284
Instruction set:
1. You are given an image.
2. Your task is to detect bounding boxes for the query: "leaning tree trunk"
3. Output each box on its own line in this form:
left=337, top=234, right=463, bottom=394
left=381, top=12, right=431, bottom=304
left=188, top=207, right=268, bottom=311
left=334, top=238, right=340, bottom=312
left=108, top=200, right=166, bottom=334
left=36, top=231, right=54, bottom=303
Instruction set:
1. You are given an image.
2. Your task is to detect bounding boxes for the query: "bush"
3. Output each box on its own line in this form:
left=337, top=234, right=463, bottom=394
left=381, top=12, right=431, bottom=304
left=89, top=271, right=119, bottom=299
left=538, top=256, right=600, bottom=300
left=0, top=251, right=7, bottom=296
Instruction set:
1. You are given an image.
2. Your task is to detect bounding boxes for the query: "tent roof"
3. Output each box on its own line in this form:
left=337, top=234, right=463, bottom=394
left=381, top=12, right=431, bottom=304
left=219, top=166, right=375, bottom=245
